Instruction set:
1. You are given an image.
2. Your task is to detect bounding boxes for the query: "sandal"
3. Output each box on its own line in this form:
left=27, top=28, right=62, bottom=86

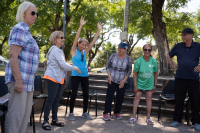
left=128, top=117, right=137, bottom=123
left=51, top=120, right=64, bottom=127
left=42, top=122, right=51, bottom=130
left=146, top=119, right=154, bottom=125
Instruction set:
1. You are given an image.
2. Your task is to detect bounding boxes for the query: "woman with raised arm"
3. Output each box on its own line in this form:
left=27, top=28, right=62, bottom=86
left=68, top=16, right=103, bottom=121
left=128, top=44, right=158, bottom=125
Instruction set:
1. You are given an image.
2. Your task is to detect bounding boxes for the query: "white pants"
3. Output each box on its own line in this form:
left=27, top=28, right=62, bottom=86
left=4, top=82, right=33, bottom=133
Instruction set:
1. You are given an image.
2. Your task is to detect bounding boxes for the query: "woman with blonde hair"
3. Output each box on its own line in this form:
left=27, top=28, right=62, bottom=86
left=4, top=2, right=39, bottom=133
left=128, top=44, right=158, bottom=125
left=42, top=31, right=81, bottom=130
left=68, top=16, right=103, bottom=120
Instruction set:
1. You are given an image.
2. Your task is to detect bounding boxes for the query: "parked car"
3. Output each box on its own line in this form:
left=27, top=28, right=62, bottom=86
left=97, top=67, right=107, bottom=73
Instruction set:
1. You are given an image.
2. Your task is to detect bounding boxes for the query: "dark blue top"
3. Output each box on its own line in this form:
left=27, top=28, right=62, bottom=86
left=169, top=41, right=200, bottom=79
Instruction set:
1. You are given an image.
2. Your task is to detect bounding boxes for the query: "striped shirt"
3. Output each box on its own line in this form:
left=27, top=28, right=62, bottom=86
left=5, top=21, right=40, bottom=92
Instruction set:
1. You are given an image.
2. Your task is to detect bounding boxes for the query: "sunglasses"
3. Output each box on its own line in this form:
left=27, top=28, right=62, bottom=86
left=144, top=49, right=152, bottom=52
left=31, top=11, right=38, bottom=17
left=57, top=37, right=65, bottom=39
left=81, top=54, right=84, bottom=62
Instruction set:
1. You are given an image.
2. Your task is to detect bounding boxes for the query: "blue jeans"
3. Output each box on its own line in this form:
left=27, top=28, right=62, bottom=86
left=44, top=79, right=63, bottom=123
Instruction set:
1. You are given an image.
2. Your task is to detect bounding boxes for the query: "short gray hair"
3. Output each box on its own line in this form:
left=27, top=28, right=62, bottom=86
left=16, top=2, right=36, bottom=22
left=50, top=31, right=64, bottom=46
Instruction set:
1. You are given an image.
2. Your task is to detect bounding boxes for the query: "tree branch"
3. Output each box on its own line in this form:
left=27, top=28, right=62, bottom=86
left=59, top=0, right=82, bottom=30
left=128, top=38, right=141, bottom=55
left=1, top=36, right=8, bottom=46
left=102, top=31, right=120, bottom=42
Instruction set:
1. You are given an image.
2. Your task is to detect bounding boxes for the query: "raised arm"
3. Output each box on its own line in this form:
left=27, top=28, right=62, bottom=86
left=84, top=22, right=104, bottom=54
left=72, top=16, right=86, bottom=57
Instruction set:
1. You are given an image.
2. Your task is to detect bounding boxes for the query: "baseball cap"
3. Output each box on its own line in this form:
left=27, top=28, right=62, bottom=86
left=180, top=28, right=194, bottom=34
left=118, top=42, right=128, bottom=49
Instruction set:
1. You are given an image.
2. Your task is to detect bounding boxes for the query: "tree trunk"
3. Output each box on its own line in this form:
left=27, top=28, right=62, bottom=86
left=0, top=36, right=8, bottom=55
left=88, top=50, right=93, bottom=67
left=151, top=0, right=172, bottom=76
left=0, top=45, right=2, bottom=56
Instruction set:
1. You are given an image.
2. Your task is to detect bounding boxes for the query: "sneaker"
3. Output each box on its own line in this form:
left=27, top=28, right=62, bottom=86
left=194, top=124, right=200, bottom=130
left=103, top=113, right=111, bottom=121
left=170, top=121, right=181, bottom=127
left=82, top=112, right=93, bottom=120
left=68, top=113, right=75, bottom=121
left=128, top=118, right=137, bottom=123
left=114, top=113, right=122, bottom=120
left=146, top=119, right=154, bottom=125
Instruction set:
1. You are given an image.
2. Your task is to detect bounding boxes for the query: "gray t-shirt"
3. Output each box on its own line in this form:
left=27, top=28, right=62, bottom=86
left=106, top=53, right=132, bottom=84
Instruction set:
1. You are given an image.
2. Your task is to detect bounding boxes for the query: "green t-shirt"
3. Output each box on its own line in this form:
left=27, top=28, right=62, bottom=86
left=134, top=56, right=158, bottom=90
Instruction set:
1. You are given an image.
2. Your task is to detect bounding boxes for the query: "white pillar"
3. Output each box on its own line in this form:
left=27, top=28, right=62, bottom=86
left=123, top=0, right=130, bottom=40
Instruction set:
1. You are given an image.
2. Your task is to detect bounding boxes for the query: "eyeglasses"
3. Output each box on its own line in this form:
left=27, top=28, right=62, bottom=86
left=57, top=37, right=65, bottom=39
left=144, top=49, right=152, bottom=52
left=181, top=34, right=190, bottom=37
left=81, top=54, right=84, bottom=62
left=31, top=11, right=38, bottom=17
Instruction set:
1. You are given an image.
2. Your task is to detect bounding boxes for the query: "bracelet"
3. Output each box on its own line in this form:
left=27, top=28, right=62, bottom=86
left=154, top=85, right=157, bottom=87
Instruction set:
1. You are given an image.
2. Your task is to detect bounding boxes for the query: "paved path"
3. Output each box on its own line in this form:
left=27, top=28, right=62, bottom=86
left=26, top=106, right=198, bottom=133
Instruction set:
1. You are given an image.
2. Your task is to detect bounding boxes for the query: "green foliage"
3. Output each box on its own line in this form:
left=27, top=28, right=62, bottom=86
left=65, top=0, right=115, bottom=62
left=0, top=0, right=18, bottom=36
left=165, top=0, right=190, bottom=12
left=192, top=9, right=200, bottom=43
left=130, top=46, right=143, bottom=63
left=163, top=10, right=194, bottom=46
left=0, top=0, right=20, bottom=55
left=95, top=42, right=117, bottom=68
left=0, top=0, right=199, bottom=65
left=2, top=43, right=9, bottom=59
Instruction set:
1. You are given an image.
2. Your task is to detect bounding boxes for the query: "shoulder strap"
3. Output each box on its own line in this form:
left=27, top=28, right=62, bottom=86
left=162, top=79, right=169, bottom=90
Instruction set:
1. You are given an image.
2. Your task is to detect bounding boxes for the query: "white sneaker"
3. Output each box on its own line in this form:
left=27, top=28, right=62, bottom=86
left=82, top=112, right=93, bottom=120
left=68, top=113, right=75, bottom=121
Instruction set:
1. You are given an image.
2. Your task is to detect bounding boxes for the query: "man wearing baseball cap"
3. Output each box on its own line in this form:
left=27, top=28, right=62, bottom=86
left=167, top=28, right=200, bottom=130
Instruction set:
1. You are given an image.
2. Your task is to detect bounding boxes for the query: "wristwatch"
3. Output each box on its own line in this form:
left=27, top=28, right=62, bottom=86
left=154, top=85, right=157, bottom=87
